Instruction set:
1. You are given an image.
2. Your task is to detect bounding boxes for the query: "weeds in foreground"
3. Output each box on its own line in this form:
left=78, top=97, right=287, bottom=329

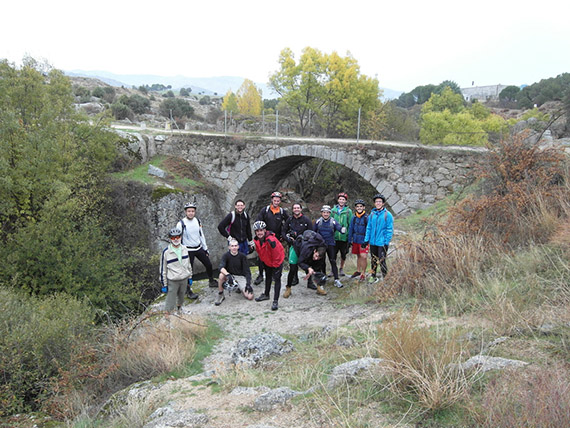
left=476, top=364, right=570, bottom=428
left=375, top=310, right=479, bottom=413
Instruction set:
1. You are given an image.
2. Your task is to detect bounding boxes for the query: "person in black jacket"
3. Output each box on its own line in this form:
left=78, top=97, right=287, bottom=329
left=293, top=230, right=328, bottom=296
left=254, top=191, right=289, bottom=285
left=282, top=203, right=312, bottom=298
left=217, top=199, right=253, bottom=255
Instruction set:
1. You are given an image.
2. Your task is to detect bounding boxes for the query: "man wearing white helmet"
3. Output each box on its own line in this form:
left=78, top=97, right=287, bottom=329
left=160, top=228, right=193, bottom=312
left=176, top=201, right=216, bottom=291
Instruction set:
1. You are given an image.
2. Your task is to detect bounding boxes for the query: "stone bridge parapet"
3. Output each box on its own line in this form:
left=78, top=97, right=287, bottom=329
left=144, top=133, right=485, bottom=216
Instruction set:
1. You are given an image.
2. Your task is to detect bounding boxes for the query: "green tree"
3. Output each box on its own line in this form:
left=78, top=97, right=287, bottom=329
left=180, top=87, right=190, bottom=96
left=499, top=85, right=520, bottom=102
left=221, top=90, right=239, bottom=114
left=159, top=98, right=194, bottom=118
left=421, top=86, right=465, bottom=114
left=269, top=47, right=327, bottom=135
left=0, top=58, right=137, bottom=314
left=237, top=79, right=263, bottom=115
left=199, top=95, right=212, bottom=105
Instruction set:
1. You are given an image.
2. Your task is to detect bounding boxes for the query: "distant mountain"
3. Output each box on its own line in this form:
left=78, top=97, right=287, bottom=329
left=66, top=70, right=402, bottom=101
left=66, top=70, right=278, bottom=99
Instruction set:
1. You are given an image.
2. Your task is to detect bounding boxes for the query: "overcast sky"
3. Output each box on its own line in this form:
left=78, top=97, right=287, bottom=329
left=2, top=0, right=569, bottom=92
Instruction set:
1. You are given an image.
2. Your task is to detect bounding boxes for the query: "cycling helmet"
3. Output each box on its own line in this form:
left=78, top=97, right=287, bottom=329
left=373, top=194, right=386, bottom=203
left=183, top=201, right=197, bottom=210
left=313, top=272, right=328, bottom=286
left=253, top=220, right=267, bottom=230
left=168, top=228, right=182, bottom=238
left=354, top=199, right=366, bottom=206
left=271, top=191, right=282, bottom=199
left=223, top=274, right=239, bottom=293
left=337, top=192, right=348, bottom=200
left=320, top=205, right=332, bottom=212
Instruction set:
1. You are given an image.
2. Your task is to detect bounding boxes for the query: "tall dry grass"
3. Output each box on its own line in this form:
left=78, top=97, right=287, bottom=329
left=375, top=310, right=479, bottom=412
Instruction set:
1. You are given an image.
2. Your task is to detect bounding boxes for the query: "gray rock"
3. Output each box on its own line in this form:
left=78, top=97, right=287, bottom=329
left=148, top=164, right=167, bottom=178
left=335, top=335, right=356, bottom=348
left=326, top=357, right=384, bottom=389
left=143, top=407, right=208, bottom=428
left=482, top=336, right=509, bottom=353
left=253, top=387, right=302, bottom=412
left=458, top=355, right=528, bottom=373
left=231, top=333, right=294, bottom=367
left=230, top=386, right=271, bottom=395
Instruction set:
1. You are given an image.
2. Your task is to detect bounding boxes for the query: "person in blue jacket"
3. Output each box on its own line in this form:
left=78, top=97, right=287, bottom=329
left=363, top=194, right=394, bottom=282
left=314, top=205, right=345, bottom=288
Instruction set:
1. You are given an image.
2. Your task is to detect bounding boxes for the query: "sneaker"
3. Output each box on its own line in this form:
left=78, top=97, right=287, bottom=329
left=359, top=273, right=366, bottom=281
left=327, top=273, right=333, bottom=278
left=291, top=276, right=299, bottom=286
left=339, top=269, right=346, bottom=277
left=255, top=293, right=269, bottom=302
left=307, top=282, right=317, bottom=290
left=209, top=279, right=218, bottom=288
left=334, top=279, right=343, bottom=288
left=271, top=301, right=279, bottom=311
left=214, top=292, right=225, bottom=306
left=254, top=275, right=264, bottom=285
left=187, top=289, right=199, bottom=300
left=350, top=271, right=361, bottom=279
left=368, top=275, right=379, bottom=284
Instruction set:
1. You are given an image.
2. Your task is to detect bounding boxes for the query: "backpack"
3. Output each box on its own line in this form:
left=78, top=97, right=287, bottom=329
left=179, top=217, right=203, bottom=245
left=315, top=217, right=338, bottom=232
left=226, top=210, right=248, bottom=235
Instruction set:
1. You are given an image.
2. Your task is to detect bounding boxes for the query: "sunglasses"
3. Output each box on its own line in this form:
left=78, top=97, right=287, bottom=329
left=170, top=235, right=181, bottom=239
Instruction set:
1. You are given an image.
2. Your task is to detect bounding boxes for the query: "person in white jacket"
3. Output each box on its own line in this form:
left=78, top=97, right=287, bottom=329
left=160, top=228, right=193, bottom=312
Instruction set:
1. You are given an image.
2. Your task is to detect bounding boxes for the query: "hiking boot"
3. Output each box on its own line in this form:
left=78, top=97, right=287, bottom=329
left=334, top=279, right=343, bottom=288
left=214, top=292, right=225, bottom=306
left=350, top=271, right=361, bottom=279
left=316, top=285, right=327, bottom=295
left=187, top=289, right=199, bottom=300
left=271, top=301, right=279, bottom=311
left=254, top=275, right=264, bottom=285
left=209, top=279, right=218, bottom=288
left=339, top=269, right=346, bottom=277
left=291, top=276, right=299, bottom=286
left=255, top=293, right=269, bottom=302
left=307, top=281, right=317, bottom=290
left=283, top=286, right=292, bottom=298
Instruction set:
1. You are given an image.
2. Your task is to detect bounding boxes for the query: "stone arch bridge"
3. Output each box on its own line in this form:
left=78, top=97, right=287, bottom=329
left=142, top=133, right=485, bottom=216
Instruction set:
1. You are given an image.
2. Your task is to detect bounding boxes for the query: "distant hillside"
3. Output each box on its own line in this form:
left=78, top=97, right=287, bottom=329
left=66, top=70, right=402, bottom=101
left=66, top=70, right=278, bottom=99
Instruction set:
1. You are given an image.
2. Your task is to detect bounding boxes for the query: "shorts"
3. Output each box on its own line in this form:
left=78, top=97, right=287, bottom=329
left=335, top=240, right=349, bottom=259
left=288, top=246, right=298, bottom=264
left=231, top=275, right=248, bottom=292
left=351, top=243, right=369, bottom=255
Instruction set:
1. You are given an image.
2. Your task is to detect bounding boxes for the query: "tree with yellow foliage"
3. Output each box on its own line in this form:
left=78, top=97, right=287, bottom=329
left=236, top=79, right=262, bottom=115
left=221, top=89, right=239, bottom=114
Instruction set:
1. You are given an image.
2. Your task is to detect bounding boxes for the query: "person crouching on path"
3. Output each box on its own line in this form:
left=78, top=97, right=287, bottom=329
left=253, top=220, right=285, bottom=311
left=294, top=230, right=328, bottom=296
left=160, top=228, right=193, bottom=313
left=348, top=199, right=369, bottom=281
left=215, top=239, right=254, bottom=306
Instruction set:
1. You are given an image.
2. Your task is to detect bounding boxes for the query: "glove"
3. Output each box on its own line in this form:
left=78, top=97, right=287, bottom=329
left=161, top=285, right=168, bottom=293
left=226, top=274, right=234, bottom=284
left=340, top=226, right=347, bottom=234
left=361, top=242, right=368, bottom=249
left=245, top=284, right=253, bottom=294
left=188, top=278, right=193, bottom=286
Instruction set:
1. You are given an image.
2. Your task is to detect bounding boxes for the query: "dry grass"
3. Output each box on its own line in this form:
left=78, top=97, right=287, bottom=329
left=107, top=312, right=207, bottom=383
left=375, top=310, right=479, bottom=412
left=476, top=364, right=570, bottom=428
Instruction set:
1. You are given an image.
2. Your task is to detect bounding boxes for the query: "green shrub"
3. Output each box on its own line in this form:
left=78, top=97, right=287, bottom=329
left=0, top=288, right=97, bottom=415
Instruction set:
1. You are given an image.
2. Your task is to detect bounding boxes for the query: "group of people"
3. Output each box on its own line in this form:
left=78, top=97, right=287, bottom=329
left=159, top=191, right=393, bottom=312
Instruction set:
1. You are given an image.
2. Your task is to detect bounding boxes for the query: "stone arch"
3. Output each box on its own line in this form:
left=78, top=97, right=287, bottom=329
left=226, top=144, right=402, bottom=216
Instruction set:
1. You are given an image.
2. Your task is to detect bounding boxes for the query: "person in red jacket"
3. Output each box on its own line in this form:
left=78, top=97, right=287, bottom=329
left=252, top=220, right=285, bottom=311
